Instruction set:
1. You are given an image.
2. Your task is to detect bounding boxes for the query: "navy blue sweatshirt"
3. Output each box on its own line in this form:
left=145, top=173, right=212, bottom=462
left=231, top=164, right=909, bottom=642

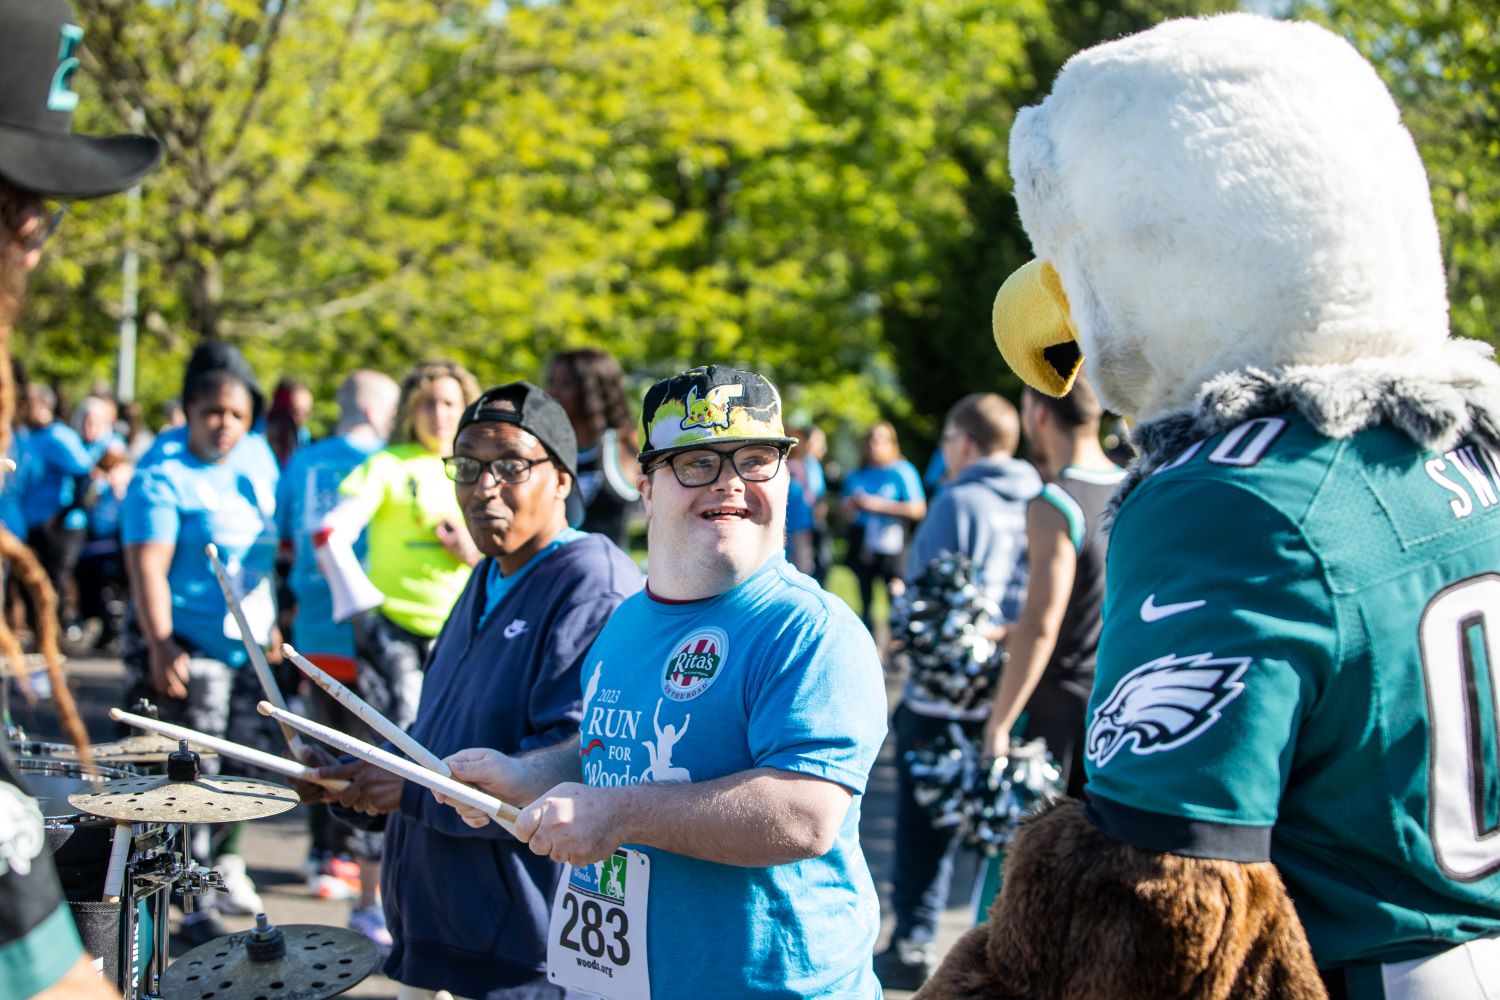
left=380, top=533, right=643, bottom=997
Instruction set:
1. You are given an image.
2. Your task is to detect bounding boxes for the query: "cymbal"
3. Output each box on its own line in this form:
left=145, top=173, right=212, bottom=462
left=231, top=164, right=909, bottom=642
left=14, top=733, right=219, bottom=764
left=162, top=922, right=379, bottom=1000
left=95, top=732, right=220, bottom=763
left=67, top=773, right=297, bottom=823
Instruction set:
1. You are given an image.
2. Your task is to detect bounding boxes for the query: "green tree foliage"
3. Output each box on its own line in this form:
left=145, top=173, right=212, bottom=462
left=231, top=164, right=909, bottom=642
left=1300, top=0, right=1498, bottom=352
left=25, top=0, right=1490, bottom=455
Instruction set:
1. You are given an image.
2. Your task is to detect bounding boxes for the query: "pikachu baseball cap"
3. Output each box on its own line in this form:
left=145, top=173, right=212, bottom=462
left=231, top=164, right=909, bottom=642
left=638, top=365, right=796, bottom=463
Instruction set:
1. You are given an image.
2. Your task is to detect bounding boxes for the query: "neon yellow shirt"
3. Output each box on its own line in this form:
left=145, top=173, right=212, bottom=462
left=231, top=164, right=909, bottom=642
left=338, top=443, right=470, bottom=637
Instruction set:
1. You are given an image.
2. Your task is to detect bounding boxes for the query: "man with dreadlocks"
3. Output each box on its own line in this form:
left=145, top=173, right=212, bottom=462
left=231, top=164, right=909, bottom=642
left=0, top=0, right=161, bottom=996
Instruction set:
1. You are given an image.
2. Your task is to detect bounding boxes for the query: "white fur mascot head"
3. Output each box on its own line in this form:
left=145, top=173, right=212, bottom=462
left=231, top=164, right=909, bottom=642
left=994, top=13, right=1500, bottom=449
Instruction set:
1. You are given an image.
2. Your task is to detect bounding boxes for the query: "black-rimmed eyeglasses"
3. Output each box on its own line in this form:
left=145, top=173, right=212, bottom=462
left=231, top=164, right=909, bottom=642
left=646, top=444, right=788, bottom=488
left=444, top=454, right=554, bottom=486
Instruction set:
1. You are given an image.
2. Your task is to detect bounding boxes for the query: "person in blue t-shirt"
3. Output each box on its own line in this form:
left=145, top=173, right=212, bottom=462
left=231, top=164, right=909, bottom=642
left=440, top=366, right=888, bottom=1000
left=276, top=369, right=398, bottom=948
left=120, top=341, right=280, bottom=943
left=840, top=421, right=926, bottom=631
left=20, top=383, right=94, bottom=629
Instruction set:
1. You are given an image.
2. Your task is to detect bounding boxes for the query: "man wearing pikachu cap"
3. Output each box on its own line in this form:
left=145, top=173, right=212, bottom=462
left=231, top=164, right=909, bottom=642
left=919, top=12, right=1500, bottom=1000
left=436, top=366, right=889, bottom=999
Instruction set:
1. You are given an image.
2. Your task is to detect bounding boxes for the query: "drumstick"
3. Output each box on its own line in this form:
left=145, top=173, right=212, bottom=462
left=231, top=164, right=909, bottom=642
left=108, top=708, right=350, bottom=791
left=103, top=822, right=131, bottom=901
left=283, top=643, right=451, bottom=777
left=256, top=701, right=520, bottom=834
left=205, top=543, right=306, bottom=757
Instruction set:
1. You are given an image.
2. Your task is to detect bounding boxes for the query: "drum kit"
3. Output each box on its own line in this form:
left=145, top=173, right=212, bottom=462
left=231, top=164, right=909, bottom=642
left=10, top=704, right=381, bottom=1000
left=4, top=545, right=510, bottom=997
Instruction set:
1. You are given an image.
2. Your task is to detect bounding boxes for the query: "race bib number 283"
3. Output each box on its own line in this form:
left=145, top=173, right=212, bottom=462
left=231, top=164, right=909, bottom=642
left=547, top=849, right=651, bottom=999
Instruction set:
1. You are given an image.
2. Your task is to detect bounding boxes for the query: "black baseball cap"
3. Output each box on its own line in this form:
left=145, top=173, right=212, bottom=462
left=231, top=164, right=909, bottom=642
left=454, top=382, right=585, bottom=527
left=0, top=0, right=162, bottom=198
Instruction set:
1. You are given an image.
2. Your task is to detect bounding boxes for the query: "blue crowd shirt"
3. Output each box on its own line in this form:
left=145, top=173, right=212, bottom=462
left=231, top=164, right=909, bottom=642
left=578, top=554, right=887, bottom=998
left=276, top=434, right=385, bottom=659
left=21, top=422, right=92, bottom=528
left=0, top=430, right=33, bottom=537
left=138, top=425, right=279, bottom=479
left=805, top=456, right=827, bottom=502
left=841, top=459, right=924, bottom=554
left=121, top=444, right=279, bottom=666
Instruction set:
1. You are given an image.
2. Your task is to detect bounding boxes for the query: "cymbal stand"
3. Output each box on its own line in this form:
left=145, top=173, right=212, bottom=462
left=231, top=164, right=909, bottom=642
left=123, top=743, right=226, bottom=998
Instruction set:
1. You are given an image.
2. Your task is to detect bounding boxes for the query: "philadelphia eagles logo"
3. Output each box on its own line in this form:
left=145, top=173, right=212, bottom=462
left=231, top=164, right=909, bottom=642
left=1086, top=653, right=1249, bottom=767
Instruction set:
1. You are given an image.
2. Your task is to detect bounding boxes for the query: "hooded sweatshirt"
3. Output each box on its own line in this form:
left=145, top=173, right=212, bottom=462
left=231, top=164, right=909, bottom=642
left=902, top=455, right=1041, bottom=719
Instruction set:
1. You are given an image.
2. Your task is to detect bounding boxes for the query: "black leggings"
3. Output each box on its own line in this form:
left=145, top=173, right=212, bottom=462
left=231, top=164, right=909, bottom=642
left=845, top=523, right=905, bottom=630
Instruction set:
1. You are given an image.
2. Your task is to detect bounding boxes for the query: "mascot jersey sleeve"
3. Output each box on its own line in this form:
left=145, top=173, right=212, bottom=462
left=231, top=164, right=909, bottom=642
left=1084, top=412, right=1500, bottom=968
left=0, top=743, right=84, bottom=998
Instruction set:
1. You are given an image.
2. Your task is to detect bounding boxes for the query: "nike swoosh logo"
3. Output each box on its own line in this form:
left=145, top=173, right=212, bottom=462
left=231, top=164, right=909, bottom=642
left=503, top=620, right=528, bottom=639
left=1140, top=595, right=1207, bottom=622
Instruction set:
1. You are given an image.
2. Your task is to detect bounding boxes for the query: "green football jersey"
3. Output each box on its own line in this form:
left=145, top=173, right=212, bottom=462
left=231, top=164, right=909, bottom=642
left=1085, top=411, right=1500, bottom=969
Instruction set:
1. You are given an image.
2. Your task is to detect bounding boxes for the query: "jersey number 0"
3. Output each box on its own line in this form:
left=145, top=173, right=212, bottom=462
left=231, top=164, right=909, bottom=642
left=1421, top=573, right=1500, bottom=882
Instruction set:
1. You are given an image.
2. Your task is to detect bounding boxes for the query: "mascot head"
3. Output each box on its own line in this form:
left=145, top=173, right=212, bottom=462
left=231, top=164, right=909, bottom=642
left=996, top=13, right=1453, bottom=425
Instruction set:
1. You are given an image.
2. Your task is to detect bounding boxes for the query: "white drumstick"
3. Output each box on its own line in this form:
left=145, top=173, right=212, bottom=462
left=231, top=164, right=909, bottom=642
left=108, top=707, right=350, bottom=791
left=283, top=643, right=451, bottom=777
left=103, top=822, right=130, bottom=901
left=256, top=701, right=520, bottom=833
left=205, top=543, right=306, bottom=757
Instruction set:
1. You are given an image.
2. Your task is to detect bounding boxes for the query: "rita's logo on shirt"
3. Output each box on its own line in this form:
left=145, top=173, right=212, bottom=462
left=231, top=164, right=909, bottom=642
left=662, top=626, right=728, bottom=702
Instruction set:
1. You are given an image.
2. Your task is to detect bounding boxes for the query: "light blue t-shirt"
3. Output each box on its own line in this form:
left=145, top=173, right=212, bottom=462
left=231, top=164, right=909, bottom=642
left=805, top=456, right=827, bottom=502
left=21, top=422, right=92, bottom=528
left=121, top=445, right=279, bottom=666
left=479, top=527, right=587, bottom=624
left=786, top=478, right=815, bottom=535
left=578, top=554, right=886, bottom=998
left=138, top=424, right=278, bottom=476
left=277, top=434, right=385, bottom=659
left=841, top=459, right=925, bottom=555
left=1, top=430, right=33, bottom=537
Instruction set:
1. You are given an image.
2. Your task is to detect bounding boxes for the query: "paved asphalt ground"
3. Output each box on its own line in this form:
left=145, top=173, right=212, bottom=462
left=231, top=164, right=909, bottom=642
left=13, top=653, right=975, bottom=999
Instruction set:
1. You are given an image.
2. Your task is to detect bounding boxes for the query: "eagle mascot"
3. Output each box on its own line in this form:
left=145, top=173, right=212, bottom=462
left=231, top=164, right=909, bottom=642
left=916, top=13, right=1500, bottom=1000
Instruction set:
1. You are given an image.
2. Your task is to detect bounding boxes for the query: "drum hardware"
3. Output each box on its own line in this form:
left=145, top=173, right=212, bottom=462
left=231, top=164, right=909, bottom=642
left=21, top=734, right=351, bottom=999
left=48, top=744, right=291, bottom=998
left=159, top=914, right=380, bottom=1000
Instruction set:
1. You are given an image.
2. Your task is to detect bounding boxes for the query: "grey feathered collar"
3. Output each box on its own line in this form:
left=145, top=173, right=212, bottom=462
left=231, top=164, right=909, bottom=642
left=1114, top=340, right=1500, bottom=508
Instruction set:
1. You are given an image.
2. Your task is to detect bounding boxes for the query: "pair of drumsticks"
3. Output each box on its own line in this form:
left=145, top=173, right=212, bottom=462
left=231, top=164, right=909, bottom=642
left=109, top=545, right=519, bottom=833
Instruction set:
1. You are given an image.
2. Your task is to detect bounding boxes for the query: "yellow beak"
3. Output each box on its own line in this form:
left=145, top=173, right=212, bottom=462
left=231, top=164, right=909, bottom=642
left=992, top=259, right=1083, bottom=398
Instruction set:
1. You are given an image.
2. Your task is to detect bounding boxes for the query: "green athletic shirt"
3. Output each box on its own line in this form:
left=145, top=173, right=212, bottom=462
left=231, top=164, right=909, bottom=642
left=338, top=443, right=470, bottom=637
left=1084, top=411, right=1500, bottom=969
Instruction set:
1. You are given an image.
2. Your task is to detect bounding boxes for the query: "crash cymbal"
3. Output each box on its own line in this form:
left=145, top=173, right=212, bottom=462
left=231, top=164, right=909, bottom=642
left=162, top=918, right=379, bottom=1000
left=94, top=732, right=220, bottom=763
left=14, top=733, right=219, bottom=764
left=67, top=773, right=297, bottom=823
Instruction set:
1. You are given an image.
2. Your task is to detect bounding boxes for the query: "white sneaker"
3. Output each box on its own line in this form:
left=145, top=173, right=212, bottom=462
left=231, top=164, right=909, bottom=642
left=215, top=854, right=264, bottom=916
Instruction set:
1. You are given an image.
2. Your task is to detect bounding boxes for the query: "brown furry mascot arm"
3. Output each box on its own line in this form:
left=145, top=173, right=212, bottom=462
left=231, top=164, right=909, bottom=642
left=915, top=799, right=1326, bottom=1000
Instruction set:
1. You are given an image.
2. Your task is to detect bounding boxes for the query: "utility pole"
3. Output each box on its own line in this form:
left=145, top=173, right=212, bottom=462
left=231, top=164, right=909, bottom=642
left=115, top=108, right=143, bottom=404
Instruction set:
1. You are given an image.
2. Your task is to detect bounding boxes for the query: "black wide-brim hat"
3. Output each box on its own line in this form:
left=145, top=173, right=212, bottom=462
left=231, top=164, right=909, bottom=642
left=0, top=0, right=162, bottom=199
